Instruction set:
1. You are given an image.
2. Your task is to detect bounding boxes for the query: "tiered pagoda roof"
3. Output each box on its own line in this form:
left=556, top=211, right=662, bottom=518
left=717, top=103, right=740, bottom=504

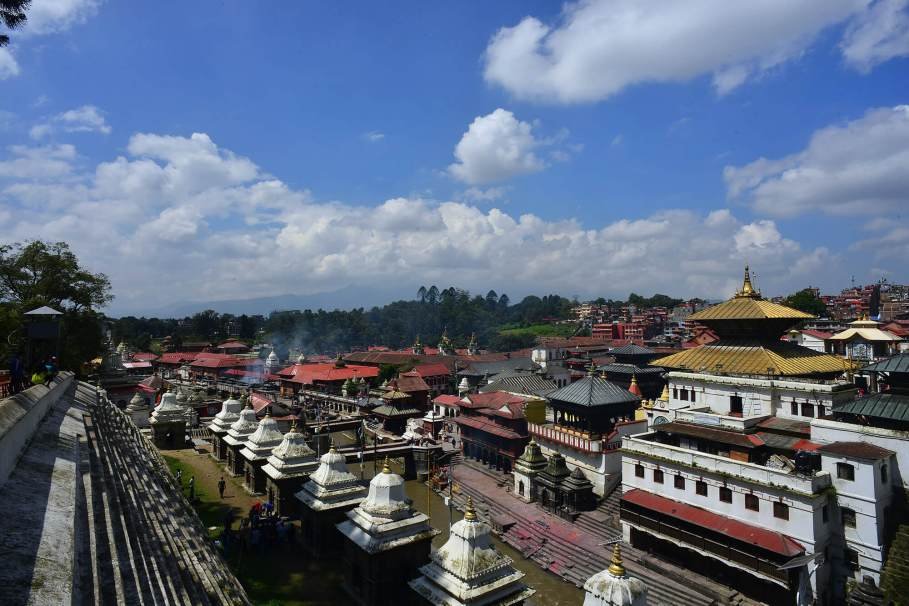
left=295, top=447, right=367, bottom=512
left=262, top=421, right=319, bottom=481
left=240, top=414, right=284, bottom=462
left=653, top=266, right=851, bottom=377
left=223, top=405, right=258, bottom=447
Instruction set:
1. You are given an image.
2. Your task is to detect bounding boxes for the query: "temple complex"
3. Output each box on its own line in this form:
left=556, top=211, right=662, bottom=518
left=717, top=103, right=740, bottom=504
left=336, top=458, right=440, bottom=605
left=261, top=420, right=319, bottom=516
left=296, top=447, right=368, bottom=556
left=409, top=496, right=535, bottom=605
left=208, top=394, right=243, bottom=461
left=239, top=412, right=285, bottom=494
left=222, top=403, right=259, bottom=476
left=149, top=390, right=188, bottom=449
left=582, top=544, right=647, bottom=606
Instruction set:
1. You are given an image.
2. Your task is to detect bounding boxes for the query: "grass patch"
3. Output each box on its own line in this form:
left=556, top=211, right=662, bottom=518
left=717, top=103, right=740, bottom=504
left=498, top=323, right=577, bottom=338
left=162, top=454, right=227, bottom=537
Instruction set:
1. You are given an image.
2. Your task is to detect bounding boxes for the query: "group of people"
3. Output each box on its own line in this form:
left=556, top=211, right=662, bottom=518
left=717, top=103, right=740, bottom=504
left=219, top=499, right=294, bottom=558
left=6, top=353, right=58, bottom=394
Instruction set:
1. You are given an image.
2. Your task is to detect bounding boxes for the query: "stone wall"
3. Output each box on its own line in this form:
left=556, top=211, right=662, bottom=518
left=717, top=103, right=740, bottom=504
left=0, top=372, right=74, bottom=488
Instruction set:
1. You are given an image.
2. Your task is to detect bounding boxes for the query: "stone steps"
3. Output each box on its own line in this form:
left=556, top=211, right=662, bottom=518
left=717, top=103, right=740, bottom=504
left=80, top=382, right=249, bottom=605
left=448, top=483, right=717, bottom=606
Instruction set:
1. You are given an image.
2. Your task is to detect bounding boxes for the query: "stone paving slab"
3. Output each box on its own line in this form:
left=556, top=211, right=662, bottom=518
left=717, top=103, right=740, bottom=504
left=0, top=388, right=84, bottom=606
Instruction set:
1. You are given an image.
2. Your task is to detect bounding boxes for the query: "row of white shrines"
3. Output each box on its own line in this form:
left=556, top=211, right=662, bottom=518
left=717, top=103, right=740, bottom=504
left=136, top=389, right=647, bottom=606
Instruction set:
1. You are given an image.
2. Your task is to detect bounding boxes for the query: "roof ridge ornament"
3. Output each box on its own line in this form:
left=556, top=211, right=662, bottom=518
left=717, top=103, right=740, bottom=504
left=381, top=456, right=392, bottom=474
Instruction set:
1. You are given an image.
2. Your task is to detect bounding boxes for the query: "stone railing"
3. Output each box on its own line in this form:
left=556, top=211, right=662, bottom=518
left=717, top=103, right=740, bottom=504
left=0, top=372, right=74, bottom=488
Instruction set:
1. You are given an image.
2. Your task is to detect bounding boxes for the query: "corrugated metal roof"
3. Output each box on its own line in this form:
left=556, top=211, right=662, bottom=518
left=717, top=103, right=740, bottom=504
left=864, top=354, right=909, bottom=374
left=652, top=339, right=851, bottom=376
left=547, top=375, right=639, bottom=407
left=597, top=363, right=664, bottom=375
left=621, top=489, right=804, bottom=557
left=689, top=298, right=813, bottom=322
left=833, top=392, right=909, bottom=422
left=480, top=374, right=557, bottom=397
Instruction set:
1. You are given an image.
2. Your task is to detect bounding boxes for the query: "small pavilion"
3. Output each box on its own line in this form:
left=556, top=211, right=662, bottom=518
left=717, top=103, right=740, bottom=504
left=208, top=394, right=243, bottom=461
left=223, top=404, right=258, bottom=476
left=239, top=412, right=284, bottom=494
left=149, top=391, right=187, bottom=449
left=261, top=421, right=319, bottom=517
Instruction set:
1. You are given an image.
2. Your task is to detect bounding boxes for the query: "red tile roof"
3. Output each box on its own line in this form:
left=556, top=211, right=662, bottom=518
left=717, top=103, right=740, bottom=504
left=191, top=354, right=263, bottom=369
left=411, top=363, right=452, bottom=378
left=817, top=441, right=895, bottom=460
left=397, top=373, right=431, bottom=393
left=433, top=395, right=462, bottom=407
left=132, top=352, right=159, bottom=361
left=277, top=363, right=379, bottom=384
left=621, top=489, right=804, bottom=557
left=800, top=329, right=833, bottom=340
left=454, top=415, right=525, bottom=439
left=157, top=352, right=199, bottom=364
left=216, top=340, right=249, bottom=349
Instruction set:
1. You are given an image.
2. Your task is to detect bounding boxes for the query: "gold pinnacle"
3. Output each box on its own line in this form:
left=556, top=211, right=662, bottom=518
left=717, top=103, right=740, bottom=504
left=464, top=495, right=477, bottom=522
left=608, top=543, right=626, bottom=577
left=382, top=456, right=391, bottom=474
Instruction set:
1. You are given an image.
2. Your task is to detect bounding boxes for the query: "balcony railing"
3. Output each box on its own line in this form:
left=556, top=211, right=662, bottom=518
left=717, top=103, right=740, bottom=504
left=528, top=422, right=603, bottom=453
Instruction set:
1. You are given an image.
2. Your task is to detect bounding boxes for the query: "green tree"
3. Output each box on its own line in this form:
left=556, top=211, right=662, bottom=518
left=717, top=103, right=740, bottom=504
left=0, top=240, right=113, bottom=371
left=784, top=289, right=827, bottom=317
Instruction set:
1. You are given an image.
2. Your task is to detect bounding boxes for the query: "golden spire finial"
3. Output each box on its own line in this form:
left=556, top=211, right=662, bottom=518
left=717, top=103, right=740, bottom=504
left=464, top=495, right=477, bottom=521
left=630, top=374, right=638, bottom=386
left=607, top=543, right=626, bottom=577
left=738, top=264, right=757, bottom=298
left=382, top=456, right=391, bottom=474
left=660, top=384, right=670, bottom=401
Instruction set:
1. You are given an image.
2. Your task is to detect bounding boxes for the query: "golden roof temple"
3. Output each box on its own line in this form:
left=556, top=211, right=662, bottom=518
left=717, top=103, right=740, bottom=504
left=654, top=267, right=852, bottom=378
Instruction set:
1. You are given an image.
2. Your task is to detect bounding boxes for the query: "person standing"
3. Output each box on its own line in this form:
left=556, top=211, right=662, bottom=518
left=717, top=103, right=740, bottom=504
left=218, top=476, right=226, bottom=499
left=188, top=476, right=196, bottom=501
left=8, top=353, right=24, bottom=394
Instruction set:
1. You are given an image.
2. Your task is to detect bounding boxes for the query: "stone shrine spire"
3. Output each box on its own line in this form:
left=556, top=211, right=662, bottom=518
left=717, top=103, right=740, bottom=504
left=583, top=544, right=647, bottom=606
left=409, top=495, right=535, bottom=605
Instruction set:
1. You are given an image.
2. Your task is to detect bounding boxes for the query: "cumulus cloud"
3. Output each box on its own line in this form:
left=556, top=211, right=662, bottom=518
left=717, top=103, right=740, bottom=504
left=20, top=0, right=100, bottom=36
left=0, top=132, right=839, bottom=314
left=30, top=104, right=112, bottom=139
left=842, top=0, right=909, bottom=71
left=363, top=131, right=385, bottom=142
left=448, top=109, right=554, bottom=185
left=482, top=0, right=903, bottom=103
left=0, top=48, right=20, bottom=80
left=724, top=105, right=909, bottom=217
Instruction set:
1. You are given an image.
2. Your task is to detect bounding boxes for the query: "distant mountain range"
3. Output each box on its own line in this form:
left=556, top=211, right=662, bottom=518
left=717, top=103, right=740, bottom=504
left=110, top=284, right=418, bottom=318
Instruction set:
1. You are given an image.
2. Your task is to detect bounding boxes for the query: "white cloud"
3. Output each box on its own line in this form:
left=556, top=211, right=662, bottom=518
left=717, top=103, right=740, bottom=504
left=0, top=132, right=841, bottom=314
left=483, top=0, right=899, bottom=103
left=725, top=105, right=909, bottom=216
left=448, top=109, right=548, bottom=185
left=842, top=0, right=909, bottom=71
left=20, top=0, right=100, bottom=36
left=460, top=186, right=509, bottom=203
left=0, top=48, right=20, bottom=80
left=0, top=144, right=76, bottom=179
left=363, top=131, right=385, bottom=142
left=31, top=105, right=110, bottom=139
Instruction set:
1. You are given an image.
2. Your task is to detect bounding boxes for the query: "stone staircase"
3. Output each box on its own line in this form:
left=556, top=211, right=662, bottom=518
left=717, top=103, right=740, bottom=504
left=78, top=382, right=249, bottom=605
left=447, top=483, right=720, bottom=606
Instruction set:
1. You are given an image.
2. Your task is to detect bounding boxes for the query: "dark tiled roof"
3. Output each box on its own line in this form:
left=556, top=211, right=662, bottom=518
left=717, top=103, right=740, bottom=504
left=371, top=405, right=423, bottom=417
left=610, top=344, right=655, bottom=355
left=547, top=375, right=639, bottom=407
left=833, top=392, right=909, bottom=423
left=864, top=354, right=909, bottom=374
left=817, top=441, right=895, bottom=460
left=458, top=358, right=538, bottom=377
left=597, top=363, right=664, bottom=375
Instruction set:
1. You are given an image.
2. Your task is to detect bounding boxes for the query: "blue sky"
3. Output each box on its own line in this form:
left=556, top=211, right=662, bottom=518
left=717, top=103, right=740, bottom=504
left=1, top=1, right=908, bottom=315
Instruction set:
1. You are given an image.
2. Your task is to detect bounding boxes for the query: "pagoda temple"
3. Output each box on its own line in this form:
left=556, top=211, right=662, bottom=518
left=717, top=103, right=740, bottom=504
left=582, top=544, right=647, bottom=606
left=239, top=412, right=284, bottom=494
left=261, top=420, right=319, bottom=517
left=295, top=447, right=368, bottom=556
left=208, top=394, right=243, bottom=461
left=408, top=496, right=535, bottom=605
left=653, top=267, right=849, bottom=381
left=149, top=391, right=187, bottom=449
left=336, top=458, right=439, bottom=606
left=512, top=440, right=547, bottom=502
left=222, top=404, right=258, bottom=476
